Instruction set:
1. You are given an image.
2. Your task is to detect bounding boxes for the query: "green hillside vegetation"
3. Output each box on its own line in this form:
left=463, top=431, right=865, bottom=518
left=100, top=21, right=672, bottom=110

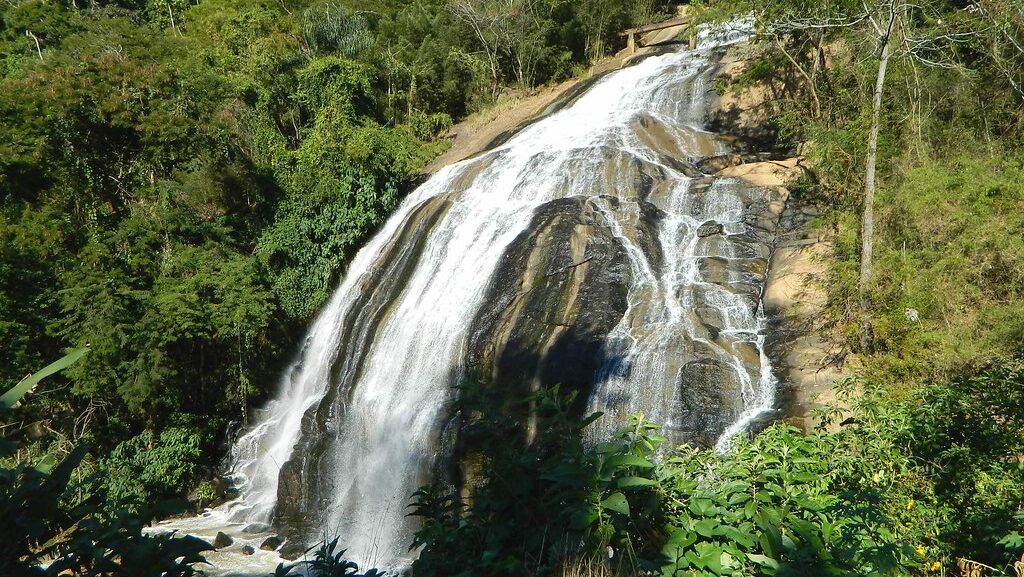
left=2, top=0, right=1023, bottom=575
left=706, top=0, right=1024, bottom=389
left=0, top=0, right=672, bottom=523
left=408, top=367, right=1024, bottom=576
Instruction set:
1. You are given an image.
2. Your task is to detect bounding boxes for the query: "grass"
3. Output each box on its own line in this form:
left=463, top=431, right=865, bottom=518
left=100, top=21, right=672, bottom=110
left=824, top=152, right=1024, bottom=391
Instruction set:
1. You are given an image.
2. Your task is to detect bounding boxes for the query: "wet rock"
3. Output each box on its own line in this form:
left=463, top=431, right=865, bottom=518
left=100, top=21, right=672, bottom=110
left=213, top=532, right=233, bottom=549
left=467, top=195, right=640, bottom=413
left=697, top=235, right=770, bottom=260
left=696, top=154, right=743, bottom=174
left=242, top=523, right=272, bottom=534
left=242, top=545, right=255, bottom=556
left=672, top=359, right=744, bottom=446
left=697, top=221, right=724, bottom=238
left=260, top=536, right=283, bottom=551
left=694, top=306, right=725, bottom=336
left=279, top=541, right=306, bottom=561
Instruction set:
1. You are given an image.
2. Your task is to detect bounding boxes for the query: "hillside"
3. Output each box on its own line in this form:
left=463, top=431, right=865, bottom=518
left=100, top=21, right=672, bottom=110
left=3, top=1, right=1024, bottom=576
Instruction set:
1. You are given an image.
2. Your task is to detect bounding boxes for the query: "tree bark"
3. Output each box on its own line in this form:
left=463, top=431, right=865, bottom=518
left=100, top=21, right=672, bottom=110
left=860, top=9, right=897, bottom=354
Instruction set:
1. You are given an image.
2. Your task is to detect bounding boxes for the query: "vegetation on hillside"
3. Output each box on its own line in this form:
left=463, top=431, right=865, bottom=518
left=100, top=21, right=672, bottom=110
left=408, top=368, right=1024, bottom=576
left=703, top=0, right=1024, bottom=387
left=2, top=0, right=1023, bottom=575
left=2, top=348, right=213, bottom=576
left=0, top=0, right=671, bottom=521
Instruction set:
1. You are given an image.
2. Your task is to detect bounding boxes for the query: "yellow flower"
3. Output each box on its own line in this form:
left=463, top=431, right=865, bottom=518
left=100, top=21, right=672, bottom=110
left=916, top=546, right=926, bottom=556
left=930, top=561, right=941, bottom=571
left=907, top=499, right=915, bottom=511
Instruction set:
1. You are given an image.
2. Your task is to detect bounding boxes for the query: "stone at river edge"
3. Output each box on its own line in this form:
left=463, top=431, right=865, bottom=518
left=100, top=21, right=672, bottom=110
left=242, top=545, right=255, bottom=556
left=260, top=536, right=284, bottom=551
left=213, top=532, right=233, bottom=548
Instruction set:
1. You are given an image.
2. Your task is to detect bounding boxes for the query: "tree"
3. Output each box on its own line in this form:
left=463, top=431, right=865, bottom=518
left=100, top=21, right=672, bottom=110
left=750, top=0, right=982, bottom=352
left=1, top=348, right=211, bottom=575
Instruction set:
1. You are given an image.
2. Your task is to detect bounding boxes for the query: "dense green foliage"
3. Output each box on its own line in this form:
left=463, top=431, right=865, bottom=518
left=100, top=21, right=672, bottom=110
left=829, top=155, right=1024, bottom=385
left=0, top=0, right=664, bottom=515
left=2, top=349, right=212, bottom=576
left=411, top=365, right=1024, bottom=577
left=3, top=0, right=1023, bottom=575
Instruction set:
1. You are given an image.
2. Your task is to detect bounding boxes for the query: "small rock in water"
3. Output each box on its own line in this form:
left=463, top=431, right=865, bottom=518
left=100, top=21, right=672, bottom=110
left=213, top=532, right=233, bottom=548
left=260, top=536, right=283, bottom=551
left=241, top=545, right=255, bottom=556
left=279, top=541, right=305, bottom=561
left=697, top=221, right=724, bottom=238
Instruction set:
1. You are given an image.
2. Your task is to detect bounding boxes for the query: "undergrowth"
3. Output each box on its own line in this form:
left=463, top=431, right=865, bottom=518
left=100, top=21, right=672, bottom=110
left=407, top=364, right=1024, bottom=577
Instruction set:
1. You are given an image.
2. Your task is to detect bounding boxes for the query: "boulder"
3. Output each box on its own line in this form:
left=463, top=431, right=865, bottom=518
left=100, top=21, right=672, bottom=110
left=241, top=545, right=255, bottom=556
left=260, top=536, right=284, bottom=551
left=279, top=541, right=306, bottom=561
left=213, top=532, right=233, bottom=549
left=696, top=221, right=724, bottom=238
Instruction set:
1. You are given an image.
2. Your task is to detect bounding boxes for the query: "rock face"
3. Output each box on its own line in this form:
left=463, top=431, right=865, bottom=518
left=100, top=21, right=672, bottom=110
left=466, top=196, right=638, bottom=414
left=222, top=32, right=783, bottom=569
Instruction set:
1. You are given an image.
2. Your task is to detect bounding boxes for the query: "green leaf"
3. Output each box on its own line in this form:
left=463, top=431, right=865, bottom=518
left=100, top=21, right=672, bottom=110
left=2, top=347, right=89, bottom=410
left=578, top=411, right=604, bottom=430
left=694, top=518, right=719, bottom=537
left=604, top=454, right=656, bottom=470
left=728, top=491, right=752, bottom=505
left=746, top=553, right=780, bottom=569
left=32, top=454, right=58, bottom=474
left=616, top=476, right=658, bottom=488
left=601, top=492, right=630, bottom=516
left=689, top=498, right=718, bottom=516
left=666, top=528, right=698, bottom=548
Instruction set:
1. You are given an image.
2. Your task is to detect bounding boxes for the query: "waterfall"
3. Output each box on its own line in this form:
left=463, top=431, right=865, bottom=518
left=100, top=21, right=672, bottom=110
left=171, top=21, right=777, bottom=573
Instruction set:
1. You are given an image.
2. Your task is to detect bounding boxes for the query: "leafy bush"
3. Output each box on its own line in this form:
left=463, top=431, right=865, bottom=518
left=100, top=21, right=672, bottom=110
left=901, top=361, right=1024, bottom=566
left=1, top=349, right=210, bottom=576
left=410, top=362, right=1024, bottom=577
left=101, top=426, right=204, bottom=514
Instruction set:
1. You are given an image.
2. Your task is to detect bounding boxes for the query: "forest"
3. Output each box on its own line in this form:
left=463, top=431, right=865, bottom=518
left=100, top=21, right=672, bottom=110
left=2, top=0, right=1023, bottom=575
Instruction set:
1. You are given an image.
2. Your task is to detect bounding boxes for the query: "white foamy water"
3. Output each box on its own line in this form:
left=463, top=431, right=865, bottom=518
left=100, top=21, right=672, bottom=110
left=161, top=22, right=774, bottom=575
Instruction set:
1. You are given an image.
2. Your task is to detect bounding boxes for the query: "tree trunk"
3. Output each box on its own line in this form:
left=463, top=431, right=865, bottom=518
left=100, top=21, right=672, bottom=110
left=860, top=12, right=896, bottom=354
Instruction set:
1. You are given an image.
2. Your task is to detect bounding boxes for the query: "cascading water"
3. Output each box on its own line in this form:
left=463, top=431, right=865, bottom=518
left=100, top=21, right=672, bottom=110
left=162, top=21, right=779, bottom=574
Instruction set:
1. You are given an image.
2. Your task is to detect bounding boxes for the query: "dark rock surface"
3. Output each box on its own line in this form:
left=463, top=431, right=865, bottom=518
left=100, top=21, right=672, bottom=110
left=260, top=536, right=283, bottom=551
left=467, top=195, right=640, bottom=413
left=213, top=532, right=233, bottom=549
left=697, top=220, right=724, bottom=237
